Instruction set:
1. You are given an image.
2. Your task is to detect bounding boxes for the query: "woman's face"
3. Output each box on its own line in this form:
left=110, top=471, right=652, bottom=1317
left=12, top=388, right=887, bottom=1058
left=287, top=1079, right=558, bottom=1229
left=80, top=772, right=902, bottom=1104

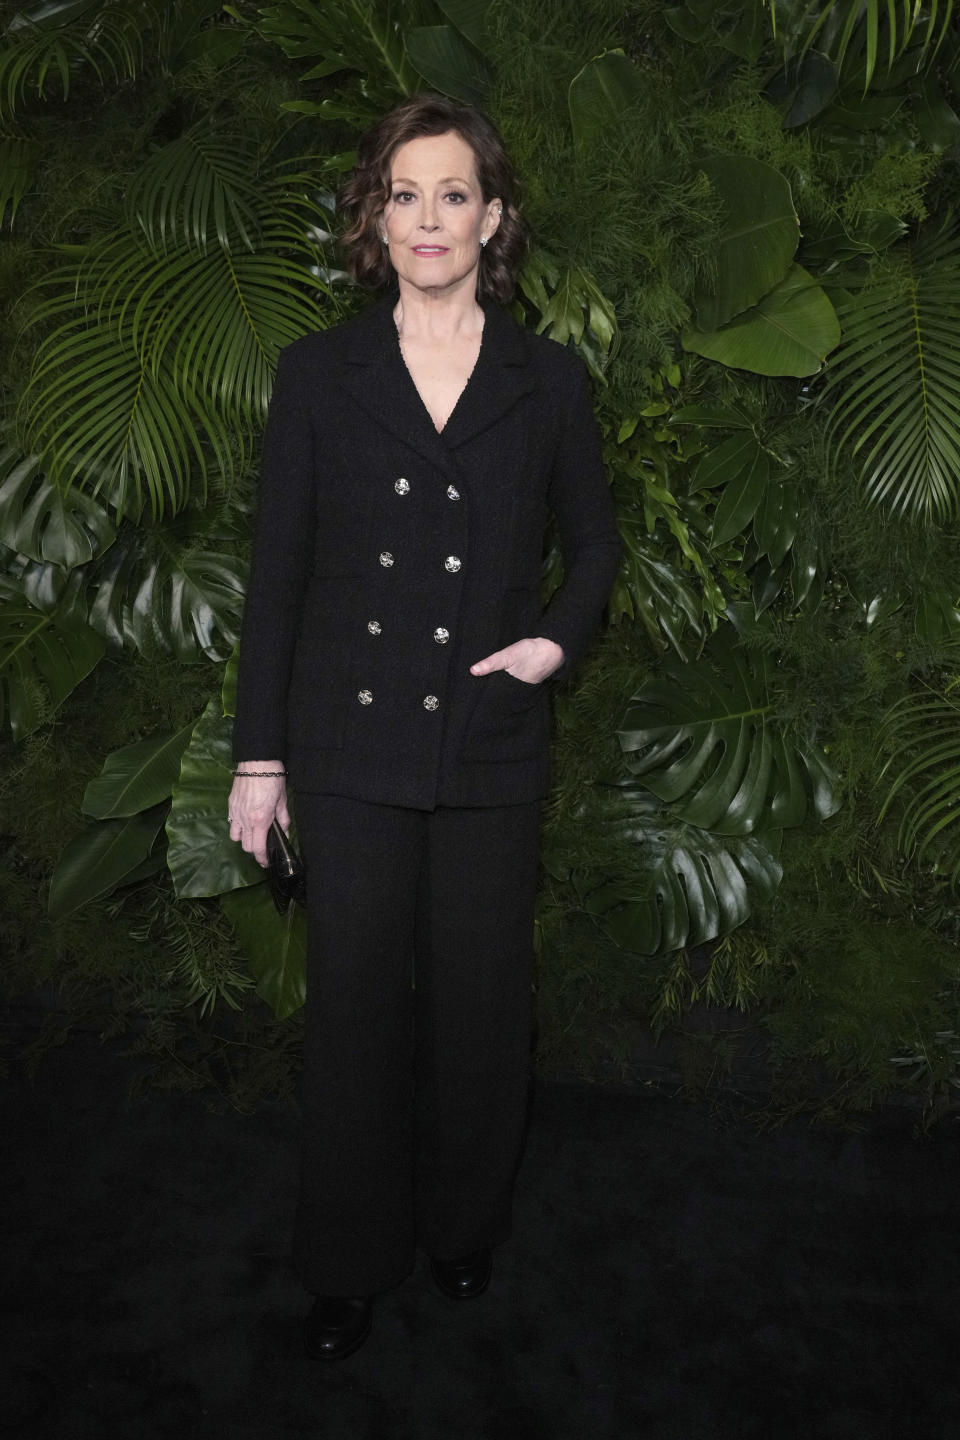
left=381, top=131, right=501, bottom=299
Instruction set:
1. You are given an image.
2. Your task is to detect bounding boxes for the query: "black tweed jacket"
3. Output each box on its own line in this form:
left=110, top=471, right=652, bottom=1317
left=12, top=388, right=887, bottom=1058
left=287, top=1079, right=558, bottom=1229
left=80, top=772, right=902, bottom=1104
left=232, top=291, right=621, bottom=809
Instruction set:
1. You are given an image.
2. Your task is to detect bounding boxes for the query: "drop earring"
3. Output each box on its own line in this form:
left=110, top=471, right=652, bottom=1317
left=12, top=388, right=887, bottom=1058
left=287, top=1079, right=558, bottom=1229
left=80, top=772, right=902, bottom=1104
left=479, top=235, right=488, bottom=248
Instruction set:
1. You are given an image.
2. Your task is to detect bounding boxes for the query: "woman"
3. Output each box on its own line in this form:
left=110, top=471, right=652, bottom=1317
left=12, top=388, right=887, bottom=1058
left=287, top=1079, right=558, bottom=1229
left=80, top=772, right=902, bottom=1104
left=228, top=93, right=620, bottom=1362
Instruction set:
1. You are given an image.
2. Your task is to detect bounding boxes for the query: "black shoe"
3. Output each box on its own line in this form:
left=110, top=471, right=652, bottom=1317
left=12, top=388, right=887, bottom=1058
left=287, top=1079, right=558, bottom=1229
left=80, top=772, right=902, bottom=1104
left=303, top=1295, right=372, bottom=1361
left=429, top=1247, right=492, bottom=1300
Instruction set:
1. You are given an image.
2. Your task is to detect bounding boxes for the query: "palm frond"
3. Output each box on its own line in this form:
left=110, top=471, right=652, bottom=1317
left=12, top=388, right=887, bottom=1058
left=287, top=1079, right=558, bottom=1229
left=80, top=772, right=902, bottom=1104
left=125, top=128, right=265, bottom=255
left=18, top=157, right=334, bottom=513
left=0, top=135, right=33, bottom=225
left=823, top=223, right=960, bottom=524
left=879, top=680, right=960, bottom=886
left=766, top=1, right=955, bottom=88
left=0, top=0, right=155, bottom=114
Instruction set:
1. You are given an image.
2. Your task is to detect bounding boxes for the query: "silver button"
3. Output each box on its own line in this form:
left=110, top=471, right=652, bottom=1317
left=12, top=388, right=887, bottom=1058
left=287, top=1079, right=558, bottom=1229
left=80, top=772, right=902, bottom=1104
left=358, top=689, right=373, bottom=705
left=367, top=620, right=381, bottom=635
left=423, top=695, right=439, bottom=710
left=394, top=477, right=410, bottom=495
left=433, top=627, right=449, bottom=644
left=447, top=485, right=460, bottom=500
left=379, top=551, right=394, bottom=567
left=444, top=555, right=461, bottom=573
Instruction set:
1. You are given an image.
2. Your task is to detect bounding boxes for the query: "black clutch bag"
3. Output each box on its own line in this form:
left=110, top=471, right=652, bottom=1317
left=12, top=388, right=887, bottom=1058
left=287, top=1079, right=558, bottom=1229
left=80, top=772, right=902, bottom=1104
left=265, top=820, right=307, bottom=914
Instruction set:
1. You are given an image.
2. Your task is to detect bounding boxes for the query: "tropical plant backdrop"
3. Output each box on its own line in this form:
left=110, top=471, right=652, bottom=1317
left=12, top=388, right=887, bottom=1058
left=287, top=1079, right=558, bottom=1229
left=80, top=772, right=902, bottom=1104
left=2, top=0, right=959, bottom=1119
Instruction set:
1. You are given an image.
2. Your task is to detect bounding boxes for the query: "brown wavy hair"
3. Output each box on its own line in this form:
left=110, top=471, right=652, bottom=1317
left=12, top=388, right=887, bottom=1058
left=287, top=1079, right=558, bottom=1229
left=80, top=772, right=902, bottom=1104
left=337, top=94, right=527, bottom=304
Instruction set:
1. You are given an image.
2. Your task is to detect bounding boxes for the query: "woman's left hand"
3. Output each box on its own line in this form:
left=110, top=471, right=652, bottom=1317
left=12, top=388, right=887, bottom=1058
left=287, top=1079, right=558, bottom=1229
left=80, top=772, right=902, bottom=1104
left=470, top=636, right=564, bottom=684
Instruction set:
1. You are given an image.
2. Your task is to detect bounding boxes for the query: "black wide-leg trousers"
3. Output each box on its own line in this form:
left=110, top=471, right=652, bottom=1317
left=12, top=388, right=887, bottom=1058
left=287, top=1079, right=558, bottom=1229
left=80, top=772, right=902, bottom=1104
left=292, top=795, right=541, bottom=1297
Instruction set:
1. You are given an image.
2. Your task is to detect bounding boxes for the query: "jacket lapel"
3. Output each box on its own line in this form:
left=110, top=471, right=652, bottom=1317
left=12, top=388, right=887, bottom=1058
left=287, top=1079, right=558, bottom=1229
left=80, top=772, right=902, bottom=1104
left=337, top=292, right=535, bottom=469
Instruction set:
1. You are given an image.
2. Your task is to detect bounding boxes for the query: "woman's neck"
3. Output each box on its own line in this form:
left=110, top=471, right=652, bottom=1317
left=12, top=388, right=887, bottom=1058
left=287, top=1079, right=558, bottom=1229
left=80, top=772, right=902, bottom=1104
left=393, top=276, right=484, bottom=342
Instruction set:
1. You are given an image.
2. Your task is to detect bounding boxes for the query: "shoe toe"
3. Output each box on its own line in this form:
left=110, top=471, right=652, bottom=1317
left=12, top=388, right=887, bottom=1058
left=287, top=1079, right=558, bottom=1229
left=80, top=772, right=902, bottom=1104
left=430, top=1247, right=492, bottom=1299
left=303, top=1296, right=372, bottom=1361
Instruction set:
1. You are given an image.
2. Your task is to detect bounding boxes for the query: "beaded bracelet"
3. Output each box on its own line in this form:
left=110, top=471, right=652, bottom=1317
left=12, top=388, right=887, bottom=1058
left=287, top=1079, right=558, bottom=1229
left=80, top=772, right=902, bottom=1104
left=233, top=768, right=287, bottom=777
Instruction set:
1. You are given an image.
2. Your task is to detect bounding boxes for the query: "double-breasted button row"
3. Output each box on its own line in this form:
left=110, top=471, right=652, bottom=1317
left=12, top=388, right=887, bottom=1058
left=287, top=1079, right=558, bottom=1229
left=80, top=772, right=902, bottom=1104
left=365, top=620, right=448, bottom=642
left=356, top=690, right=441, bottom=710
left=378, top=550, right=461, bottom=573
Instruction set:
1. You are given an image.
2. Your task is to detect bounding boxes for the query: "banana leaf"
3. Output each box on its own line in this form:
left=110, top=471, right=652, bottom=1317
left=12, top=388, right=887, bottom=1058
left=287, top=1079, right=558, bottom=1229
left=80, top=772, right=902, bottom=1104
left=48, top=804, right=168, bottom=920
left=694, top=155, right=799, bottom=332
left=684, top=264, right=841, bottom=378
left=82, top=724, right=195, bottom=819
left=166, top=699, right=264, bottom=898
left=220, top=884, right=307, bottom=1020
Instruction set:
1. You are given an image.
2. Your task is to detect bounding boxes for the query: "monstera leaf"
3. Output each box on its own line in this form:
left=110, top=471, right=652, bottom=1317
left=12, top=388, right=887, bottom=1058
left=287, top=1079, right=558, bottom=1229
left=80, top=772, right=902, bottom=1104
left=82, top=724, right=194, bottom=818
left=220, top=884, right=307, bottom=1020
left=84, top=515, right=246, bottom=661
left=618, top=633, right=838, bottom=833
left=575, top=782, right=783, bottom=955
left=166, top=699, right=263, bottom=898
left=0, top=447, right=115, bottom=570
left=0, top=573, right=104, bottom=739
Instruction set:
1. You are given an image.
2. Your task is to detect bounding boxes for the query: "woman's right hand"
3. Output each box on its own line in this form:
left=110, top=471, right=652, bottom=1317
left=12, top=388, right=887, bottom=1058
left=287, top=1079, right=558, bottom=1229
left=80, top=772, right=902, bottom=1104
left=228, top=766, right=290, bottom=868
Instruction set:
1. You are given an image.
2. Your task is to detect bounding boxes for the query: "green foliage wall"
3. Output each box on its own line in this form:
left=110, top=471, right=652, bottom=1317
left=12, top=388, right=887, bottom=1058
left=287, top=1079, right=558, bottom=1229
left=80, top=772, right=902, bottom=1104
left=2, top=0, right=959, bottom=1118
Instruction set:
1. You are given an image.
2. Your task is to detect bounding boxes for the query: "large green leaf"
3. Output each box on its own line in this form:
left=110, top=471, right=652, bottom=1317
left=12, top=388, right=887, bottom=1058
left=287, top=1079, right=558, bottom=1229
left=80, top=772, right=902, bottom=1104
left=823, top=223, right=960, bottom=523
left=0, top=573, right=104, bottom=739
left=684, top=264, right=841, bottom=378
left=436, top=0, right=492, bottom=53
left=220, top=884, right=307, bottom=1019
left=568, top=49, right=646, bottom=151
left=47, top=804, right=168, bottom=921
left=575, top=783, right=783, bottom=955
left=82, top=724, right=195, bottom=819
left=879, top=683, right=960, bottom=887
left=166, top=699, right=264, bottom=898
left=406, top=25, right=493, bottom=106
left=83, top=514, right=246, bottom=662
left=618, top=633, right=838, bottom=833
left=239, top=0, right=419, bottom=99
left=0, top=447, right=115, bottom=570
left=694, top=155, right=799, bottom=332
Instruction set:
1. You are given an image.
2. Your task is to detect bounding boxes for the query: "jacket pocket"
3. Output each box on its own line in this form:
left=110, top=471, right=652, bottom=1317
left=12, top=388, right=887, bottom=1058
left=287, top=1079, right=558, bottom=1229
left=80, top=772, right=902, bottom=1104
left=461, top=668, right=549, bottom=764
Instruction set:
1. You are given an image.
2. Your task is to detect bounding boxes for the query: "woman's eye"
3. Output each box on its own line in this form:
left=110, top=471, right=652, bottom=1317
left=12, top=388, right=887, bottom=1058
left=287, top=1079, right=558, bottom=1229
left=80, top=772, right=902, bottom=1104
left=392, top=191, right=415, bottom=203
left=445, top=191, right=466, bottom=203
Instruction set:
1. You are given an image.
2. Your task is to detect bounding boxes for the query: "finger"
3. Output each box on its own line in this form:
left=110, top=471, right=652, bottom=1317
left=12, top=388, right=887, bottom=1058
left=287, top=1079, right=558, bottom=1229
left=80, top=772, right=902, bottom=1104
left=470, top=645, right=515, bottom=676
left=277, top=800, right=291, bottom=832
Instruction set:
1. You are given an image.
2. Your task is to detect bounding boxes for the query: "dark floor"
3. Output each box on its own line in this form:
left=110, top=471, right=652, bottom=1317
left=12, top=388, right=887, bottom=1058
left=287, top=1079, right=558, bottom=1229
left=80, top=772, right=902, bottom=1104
left=4, top=1032, right=959, bottom=1440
